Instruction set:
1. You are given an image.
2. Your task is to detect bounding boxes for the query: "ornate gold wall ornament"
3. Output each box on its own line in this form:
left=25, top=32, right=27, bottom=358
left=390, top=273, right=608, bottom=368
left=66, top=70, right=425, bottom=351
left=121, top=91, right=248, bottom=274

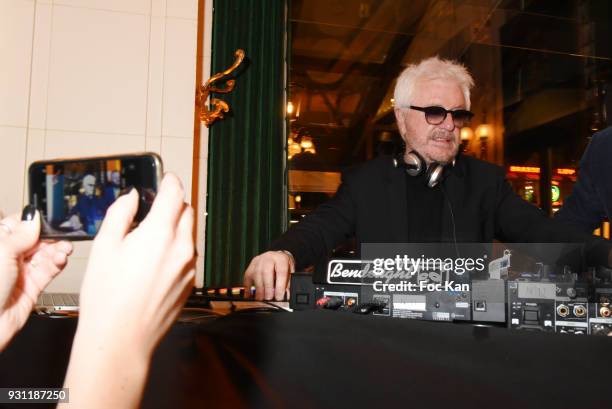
left=198, top=49, right=245, bottom=127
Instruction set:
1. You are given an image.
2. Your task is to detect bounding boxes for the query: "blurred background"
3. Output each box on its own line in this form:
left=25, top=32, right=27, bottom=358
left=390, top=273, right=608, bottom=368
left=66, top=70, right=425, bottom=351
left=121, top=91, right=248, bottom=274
left=287, top=0, right=611, bottom=239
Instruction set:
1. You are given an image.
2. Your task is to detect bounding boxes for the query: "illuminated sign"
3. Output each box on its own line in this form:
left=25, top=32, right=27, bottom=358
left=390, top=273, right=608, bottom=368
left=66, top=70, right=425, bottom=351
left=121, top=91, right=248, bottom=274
left=551, top=185, right=560, bottom=202
left=556, top=168, right=576, bottom=175
left=509, top=166, right=540, bottom=173
left=509, top=166, right=576, bottom=176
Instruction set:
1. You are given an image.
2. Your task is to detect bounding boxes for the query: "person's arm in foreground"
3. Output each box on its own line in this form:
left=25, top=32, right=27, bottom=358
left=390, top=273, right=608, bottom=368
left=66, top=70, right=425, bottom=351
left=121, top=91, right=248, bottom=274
left=0, top=207, right=73, bottom=351
left=59, top=174, right=195, bottom=409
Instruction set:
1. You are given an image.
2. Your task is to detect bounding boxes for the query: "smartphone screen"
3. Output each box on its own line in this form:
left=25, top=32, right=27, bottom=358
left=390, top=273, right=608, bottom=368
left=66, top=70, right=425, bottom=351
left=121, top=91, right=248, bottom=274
left=28, top=153, right=162, bottom=240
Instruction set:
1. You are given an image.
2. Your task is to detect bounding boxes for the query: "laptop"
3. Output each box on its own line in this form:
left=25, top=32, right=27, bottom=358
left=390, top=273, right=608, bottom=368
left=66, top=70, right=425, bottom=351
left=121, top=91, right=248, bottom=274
left=36, top=292, right=80, bottom=312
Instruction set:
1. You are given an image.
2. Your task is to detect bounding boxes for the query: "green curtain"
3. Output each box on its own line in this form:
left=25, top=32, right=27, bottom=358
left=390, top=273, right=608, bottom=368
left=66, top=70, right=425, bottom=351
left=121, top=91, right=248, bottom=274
left=205, top=0, right=288, bottom=286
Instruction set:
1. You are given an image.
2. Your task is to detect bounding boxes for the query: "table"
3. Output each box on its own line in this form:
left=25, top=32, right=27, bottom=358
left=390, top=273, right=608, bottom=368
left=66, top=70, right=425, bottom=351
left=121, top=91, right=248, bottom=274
left=1, top=309, right=611, bottom=408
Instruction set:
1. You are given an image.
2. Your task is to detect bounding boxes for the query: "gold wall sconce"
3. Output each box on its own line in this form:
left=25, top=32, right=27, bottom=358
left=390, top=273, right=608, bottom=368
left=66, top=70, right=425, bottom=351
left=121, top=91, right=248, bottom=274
left=475, top=122, right=494, bottom=160
left=198, top=49, right=245, bottom=127
left=460, top=127, right=474, bottom=153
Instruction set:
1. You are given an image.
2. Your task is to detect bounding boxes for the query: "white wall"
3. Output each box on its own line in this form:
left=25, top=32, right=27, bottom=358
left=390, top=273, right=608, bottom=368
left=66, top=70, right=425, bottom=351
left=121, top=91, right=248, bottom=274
left=0, top=0, right=200, bottom=291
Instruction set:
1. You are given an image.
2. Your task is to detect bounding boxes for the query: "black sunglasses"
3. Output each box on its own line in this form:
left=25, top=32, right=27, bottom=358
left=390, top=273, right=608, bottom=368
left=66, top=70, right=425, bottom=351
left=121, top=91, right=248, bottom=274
left=409, top=105, right=474, bottom=127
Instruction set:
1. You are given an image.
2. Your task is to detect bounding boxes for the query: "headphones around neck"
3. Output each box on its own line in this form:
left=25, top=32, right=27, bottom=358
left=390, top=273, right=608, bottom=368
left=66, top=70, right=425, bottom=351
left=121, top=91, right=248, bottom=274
left=392, top=149, right=451, bottom=188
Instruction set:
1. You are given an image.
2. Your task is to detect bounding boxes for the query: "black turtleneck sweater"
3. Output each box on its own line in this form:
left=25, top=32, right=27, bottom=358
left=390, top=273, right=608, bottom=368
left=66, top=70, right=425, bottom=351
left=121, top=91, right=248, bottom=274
left=405, top=173, right=444, bottom=242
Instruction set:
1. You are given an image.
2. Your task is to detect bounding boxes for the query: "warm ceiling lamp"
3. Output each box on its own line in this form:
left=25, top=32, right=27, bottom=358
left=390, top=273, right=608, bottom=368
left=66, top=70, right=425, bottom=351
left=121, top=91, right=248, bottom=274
left=287, top=101, right=294, bottom=115
left=300, top=135, right=314, bottom=149
left=475, top=122, right=493, bottom=160
left=475, top=123, right=494, bottom=140
left=288, top=140, right=301, bottom=159
left=288, top=132, right=316, bottom=160
left=460, top=127, right=474, bottom=142
left=460, top=127, right=473, bottom=153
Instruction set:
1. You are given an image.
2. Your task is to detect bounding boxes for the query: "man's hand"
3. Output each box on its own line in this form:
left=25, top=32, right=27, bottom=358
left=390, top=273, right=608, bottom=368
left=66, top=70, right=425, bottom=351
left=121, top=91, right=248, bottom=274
left=0, top=208, right=73, bottom=351
left=244, top=250, right=295, bottom=301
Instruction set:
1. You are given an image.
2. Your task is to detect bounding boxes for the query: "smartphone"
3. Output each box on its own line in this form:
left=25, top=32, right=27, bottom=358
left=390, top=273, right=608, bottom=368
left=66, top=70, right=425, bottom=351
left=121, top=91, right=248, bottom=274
left=28, top=153, right=163, bottom=240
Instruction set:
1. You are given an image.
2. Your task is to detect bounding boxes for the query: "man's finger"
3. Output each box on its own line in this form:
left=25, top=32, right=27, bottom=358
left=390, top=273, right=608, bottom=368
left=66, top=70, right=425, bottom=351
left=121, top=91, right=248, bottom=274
left=243, top=267, right=254, bottom=295
left=261, top=261, right=276, bottom=300
left=253, top=268, right=265, bottom=301
left=274, top=257, right=289, bottom=301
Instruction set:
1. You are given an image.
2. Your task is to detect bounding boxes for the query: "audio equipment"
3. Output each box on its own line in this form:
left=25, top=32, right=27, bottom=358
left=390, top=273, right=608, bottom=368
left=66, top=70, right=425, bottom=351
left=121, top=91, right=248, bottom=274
left=505, top=273, right=612, bottom=335
left=290, top=272, right=361, bottom=311
left=392, top=150, right=449, bottom=188
left=472, top=279, right=506, bottom=323
left=359, top=279, right=471, bottom=321
left=588, top=267, right=612, bottom=335
left=507, top=281, right=556, bottom=332
left=288, top=259, right=612, bottom=336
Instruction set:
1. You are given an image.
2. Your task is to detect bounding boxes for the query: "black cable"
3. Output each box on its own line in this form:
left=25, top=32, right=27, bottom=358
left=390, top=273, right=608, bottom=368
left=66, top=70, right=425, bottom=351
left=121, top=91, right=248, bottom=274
left=439, top=183, right=460, bottom=258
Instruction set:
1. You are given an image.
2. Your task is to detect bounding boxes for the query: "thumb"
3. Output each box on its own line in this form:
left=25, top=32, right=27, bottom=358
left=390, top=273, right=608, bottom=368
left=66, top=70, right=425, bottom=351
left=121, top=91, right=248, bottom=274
left=6, top=205, right=41, bottom=255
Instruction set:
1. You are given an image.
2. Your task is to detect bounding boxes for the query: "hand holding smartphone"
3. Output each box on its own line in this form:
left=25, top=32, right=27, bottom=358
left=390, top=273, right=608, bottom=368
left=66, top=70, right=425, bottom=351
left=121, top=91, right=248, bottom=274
left=28, top=153, right=163, bottom=240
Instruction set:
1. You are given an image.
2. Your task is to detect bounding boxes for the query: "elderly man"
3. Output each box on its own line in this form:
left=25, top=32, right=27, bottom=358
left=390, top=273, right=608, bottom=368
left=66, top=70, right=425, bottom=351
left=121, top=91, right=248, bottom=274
left=66, top=174, right=108, bottom=235
left=244, top=56, right=612, bottom=301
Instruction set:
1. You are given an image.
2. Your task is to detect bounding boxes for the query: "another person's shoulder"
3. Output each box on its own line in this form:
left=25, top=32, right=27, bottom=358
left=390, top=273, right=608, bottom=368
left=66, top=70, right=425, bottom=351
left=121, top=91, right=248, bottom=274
left=588, top=126, right=612, bottom=152
left=579, top=127, right=612, bottom=172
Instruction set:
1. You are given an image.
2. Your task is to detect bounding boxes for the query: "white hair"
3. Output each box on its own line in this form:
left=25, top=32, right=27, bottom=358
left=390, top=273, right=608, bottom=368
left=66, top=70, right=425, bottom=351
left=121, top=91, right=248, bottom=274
left=393, top=56, right=475, bottom=110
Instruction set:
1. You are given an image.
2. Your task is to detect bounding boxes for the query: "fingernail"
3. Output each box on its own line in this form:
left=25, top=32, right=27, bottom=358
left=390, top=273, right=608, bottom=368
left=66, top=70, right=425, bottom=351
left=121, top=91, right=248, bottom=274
left=21, top=205, right=37, bottom=221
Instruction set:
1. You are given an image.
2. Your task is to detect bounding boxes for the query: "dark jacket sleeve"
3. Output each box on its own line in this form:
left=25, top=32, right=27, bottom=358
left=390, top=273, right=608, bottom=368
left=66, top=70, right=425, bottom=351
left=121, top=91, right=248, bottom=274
left=269, top=171, right=357, bottom=270
left=555, top=132, right=608, bottom=232
left=493, top=166, right=611, bottom=268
